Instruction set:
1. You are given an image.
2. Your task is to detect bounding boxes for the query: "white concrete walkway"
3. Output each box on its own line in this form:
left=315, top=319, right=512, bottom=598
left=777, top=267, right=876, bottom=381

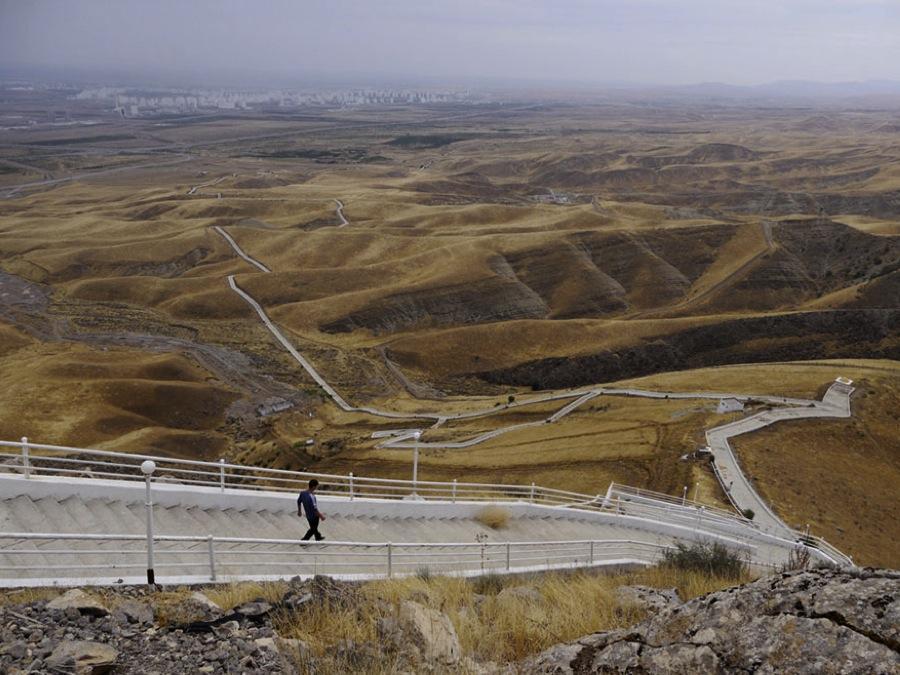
left=706, top=380, right=854, bottom=535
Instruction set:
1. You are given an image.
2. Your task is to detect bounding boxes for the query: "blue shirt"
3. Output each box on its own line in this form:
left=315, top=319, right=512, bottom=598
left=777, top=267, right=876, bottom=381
left=298, top=490, right=318, bottom=520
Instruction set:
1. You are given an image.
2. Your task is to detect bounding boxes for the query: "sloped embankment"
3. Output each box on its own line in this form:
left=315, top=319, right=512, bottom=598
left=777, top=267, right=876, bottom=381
left=479, top=309, right=900, bottom=390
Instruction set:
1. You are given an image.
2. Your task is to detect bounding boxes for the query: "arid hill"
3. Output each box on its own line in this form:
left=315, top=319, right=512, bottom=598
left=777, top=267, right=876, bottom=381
left=1, top=101, right=898, bottom=565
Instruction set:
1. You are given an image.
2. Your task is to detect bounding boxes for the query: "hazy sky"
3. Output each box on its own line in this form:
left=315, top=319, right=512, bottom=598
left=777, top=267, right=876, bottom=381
left=2, top=0, right=899, bottom=86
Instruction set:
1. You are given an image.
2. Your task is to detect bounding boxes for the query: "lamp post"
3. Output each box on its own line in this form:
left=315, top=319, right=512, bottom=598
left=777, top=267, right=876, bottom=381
left=411, top=430, right=422, bottom=497
left=141, top=460, right=157, bottom=585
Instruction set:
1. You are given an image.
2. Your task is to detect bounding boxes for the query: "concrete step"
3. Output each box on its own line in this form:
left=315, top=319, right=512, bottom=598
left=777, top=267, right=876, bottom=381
left=3, top=496, right=55, bottom=572
left=0, top=486, right=797, bottom=585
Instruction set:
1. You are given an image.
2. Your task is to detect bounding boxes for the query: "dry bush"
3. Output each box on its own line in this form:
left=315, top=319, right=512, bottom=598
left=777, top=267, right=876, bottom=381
left=661, top=541, right=748, bottom=580
left=272, top=598, right=379, bottom=652
left=780, top=545, right=812, bottom=572
left=475, top=505, right=511, bottom=529
left=629, top=564, right=752, bottom=600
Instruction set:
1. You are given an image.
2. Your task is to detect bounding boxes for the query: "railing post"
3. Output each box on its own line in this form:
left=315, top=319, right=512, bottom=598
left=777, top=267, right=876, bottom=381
left=141, top=460, right=157, bottom=585
left=387, top=542, right=393, bottom=578
left=218, top=458, right=225, bottom=492
left=481, top=543, right=486, bottom=572
left=529, top=482, right=535, bottom=503
left=589, top=540, right=594, bottom=565
left=506, top=542, right=511, bottom=571
left=411, top=431, right=421, bottom=498
left=20, top=437, right=30, bottom=479
left=602, top=483, right=613, bottom=508
left=207, top=535, right=217, bottom=581
left=349, top=472, right=354, bottom=501
left=452, top=479, right=457, bottom=502
left=681, top=485, right=688, bottom=506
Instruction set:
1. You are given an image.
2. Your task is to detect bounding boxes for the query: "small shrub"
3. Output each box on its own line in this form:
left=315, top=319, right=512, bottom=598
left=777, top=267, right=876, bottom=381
left=475, top=505, right=511, bottom=530
left=415, top=566, right=432, bottom=581
left=781, top=545, right=812, bottom=572
left=661, top=541, right=748, bottom=580
left=742, top=508, right=755, bottom=520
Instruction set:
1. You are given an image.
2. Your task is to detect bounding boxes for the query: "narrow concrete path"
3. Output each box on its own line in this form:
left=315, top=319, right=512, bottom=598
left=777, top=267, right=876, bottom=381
left=213, top=212, right=856, bottom=547
left=187, top=174, right=232, bottom=196
left=334, top=199, right=349, bottom=227
left=214, top=226, right=271, bottom=272
left=706, top=380, right=853, bottom=535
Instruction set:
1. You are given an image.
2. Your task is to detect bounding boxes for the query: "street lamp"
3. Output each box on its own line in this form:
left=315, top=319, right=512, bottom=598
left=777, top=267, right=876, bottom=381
left=141, top=460, right=156, bottom=585
left=411, top=431, right=422, bottom=497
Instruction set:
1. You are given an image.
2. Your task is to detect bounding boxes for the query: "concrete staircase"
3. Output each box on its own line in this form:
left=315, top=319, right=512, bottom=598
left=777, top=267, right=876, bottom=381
left=0, top=480, right=683, bottom=585
left=0, top=467, right=847, bottom=586
left=0, top=493, right=653, bottom=545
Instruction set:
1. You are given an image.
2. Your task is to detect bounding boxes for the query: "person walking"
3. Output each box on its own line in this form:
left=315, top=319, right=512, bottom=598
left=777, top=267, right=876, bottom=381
left=298, top=479, right=325, bottom=541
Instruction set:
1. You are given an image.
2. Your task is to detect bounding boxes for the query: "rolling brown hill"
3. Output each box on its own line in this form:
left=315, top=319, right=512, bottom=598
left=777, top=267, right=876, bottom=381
left=0, top=102, right=898, bottom=540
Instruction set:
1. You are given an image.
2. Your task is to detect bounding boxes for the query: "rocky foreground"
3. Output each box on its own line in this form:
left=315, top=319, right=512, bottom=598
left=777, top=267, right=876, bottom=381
left=530, top=567, right=899, bottom=674
left=0, top=568, right=896, bottom=673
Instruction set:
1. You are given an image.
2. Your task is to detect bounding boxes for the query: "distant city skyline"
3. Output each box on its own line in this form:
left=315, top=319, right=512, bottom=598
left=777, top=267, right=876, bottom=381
left=2, top=0, right=899, bottom=88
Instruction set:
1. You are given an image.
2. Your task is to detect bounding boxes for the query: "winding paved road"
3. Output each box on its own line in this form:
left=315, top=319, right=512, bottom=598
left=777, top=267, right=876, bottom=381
left=212, top=208, right=855, bottom=551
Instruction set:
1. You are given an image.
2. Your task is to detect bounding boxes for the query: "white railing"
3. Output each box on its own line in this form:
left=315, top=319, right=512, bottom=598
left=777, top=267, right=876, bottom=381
left=606, top=483, right=752, bottom=525
left=0, top=438, right=853, bottom=567
left=0, top=532, right=681, bottom=585
left=0, top=438, right=585, bottom=506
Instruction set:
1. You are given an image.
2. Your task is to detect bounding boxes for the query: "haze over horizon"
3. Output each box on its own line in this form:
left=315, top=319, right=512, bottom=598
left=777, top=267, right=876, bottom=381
left=2, top=0, right=900, bottom=89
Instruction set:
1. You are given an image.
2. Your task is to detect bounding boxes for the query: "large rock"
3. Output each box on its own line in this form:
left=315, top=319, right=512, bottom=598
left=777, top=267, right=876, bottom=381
left=113, top=599, right=154, bottom=625
left=525, top=568, right=900, bottom=674
left=46, top=640, right=118, bottom=674
left=398, top=600, right=462, bottom=666
left=188, top=591, right=222, bottom=617
left=254, top=636, right=312, bottom=674
left=46, top=589, right=109, bottom=617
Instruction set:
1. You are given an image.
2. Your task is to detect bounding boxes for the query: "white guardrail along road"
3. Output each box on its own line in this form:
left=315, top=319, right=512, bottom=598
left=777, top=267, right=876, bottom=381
left=0, top=438, right=852, bottom=586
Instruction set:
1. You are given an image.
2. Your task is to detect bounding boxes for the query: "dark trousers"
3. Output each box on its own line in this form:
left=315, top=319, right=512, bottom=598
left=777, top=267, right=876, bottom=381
left=302, top=517, right=323, bottom=541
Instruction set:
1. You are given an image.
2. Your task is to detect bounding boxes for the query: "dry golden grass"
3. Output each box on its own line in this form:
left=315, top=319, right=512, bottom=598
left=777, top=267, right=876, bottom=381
left=268, top=565, right=751, bottom=669
left=0, top=587, right=62, bottom=607
left=203, top=580, right=289, bottom=612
